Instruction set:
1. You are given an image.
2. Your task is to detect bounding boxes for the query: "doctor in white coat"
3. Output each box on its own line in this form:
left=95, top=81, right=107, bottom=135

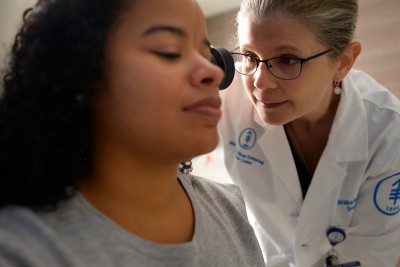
left=218, top=0, right=400, bottom=266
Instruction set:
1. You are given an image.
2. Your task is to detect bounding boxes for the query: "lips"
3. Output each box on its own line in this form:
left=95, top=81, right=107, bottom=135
left=259, top=100, right=287, bottom=109
left=184, top=96, right=222, bottom=118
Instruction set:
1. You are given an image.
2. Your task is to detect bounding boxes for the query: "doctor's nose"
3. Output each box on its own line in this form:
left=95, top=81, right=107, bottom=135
left=253, top=62, right=279, bottom=90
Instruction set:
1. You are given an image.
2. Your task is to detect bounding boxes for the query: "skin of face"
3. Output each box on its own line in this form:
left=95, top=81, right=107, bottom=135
left=238, top=14, right=343, bottom=126
left=92, top=0, right=224, bottom=166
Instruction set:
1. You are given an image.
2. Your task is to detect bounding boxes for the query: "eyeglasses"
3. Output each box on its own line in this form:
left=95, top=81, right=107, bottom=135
left=230, top=49, right=332, bottom=80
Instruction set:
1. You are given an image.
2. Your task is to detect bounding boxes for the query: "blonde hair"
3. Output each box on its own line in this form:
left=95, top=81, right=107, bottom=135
left=237, top=0, right=358, bottom=57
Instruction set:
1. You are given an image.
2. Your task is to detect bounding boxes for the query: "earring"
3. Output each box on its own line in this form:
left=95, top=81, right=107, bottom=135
left=178, top=160, right=193, bottom=174
left=334, top=81, right=342, bottom=95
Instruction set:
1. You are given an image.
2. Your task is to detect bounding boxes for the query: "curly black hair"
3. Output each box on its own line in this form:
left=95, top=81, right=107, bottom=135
left=0, top=0, right=133, bottom=208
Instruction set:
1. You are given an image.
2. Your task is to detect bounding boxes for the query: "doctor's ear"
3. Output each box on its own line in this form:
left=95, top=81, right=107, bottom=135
left=335, top=41, right=362, bottom=80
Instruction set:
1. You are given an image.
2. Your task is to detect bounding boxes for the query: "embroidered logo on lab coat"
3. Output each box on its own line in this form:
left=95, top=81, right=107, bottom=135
left=337, top=198, right=357, bottom=212
left=227, top=128, right=265, bottom=166
left=238, top=128, right=257, bottom=150
left=374, top=172, right=400, bottom=216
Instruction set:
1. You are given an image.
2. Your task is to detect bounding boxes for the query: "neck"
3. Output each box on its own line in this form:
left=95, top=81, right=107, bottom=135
left=79, top=146, right=182, bottom=213
left=284, top=90, right=341, bottom=175
left=77, top=141, right=194, bottom=244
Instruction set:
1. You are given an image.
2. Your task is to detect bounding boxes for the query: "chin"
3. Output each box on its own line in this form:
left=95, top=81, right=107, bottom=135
left=265, top=119, right=286, bottom=126
left=257, top=111, right=289, bottom=126
left=191, top=134, right=219, bottom=157
left=199, top=139, right=219, bottom=154
left=260, top=115, right=283, bottom=126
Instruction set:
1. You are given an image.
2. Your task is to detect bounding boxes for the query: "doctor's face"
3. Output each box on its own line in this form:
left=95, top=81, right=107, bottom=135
left=237, top=14, right=340, bottom=125
left=92, top=0, right=224, bottom=162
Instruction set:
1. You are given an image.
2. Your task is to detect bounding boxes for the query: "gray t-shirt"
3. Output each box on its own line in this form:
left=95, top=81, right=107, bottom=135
left=0, top=174, right=264, bottom=267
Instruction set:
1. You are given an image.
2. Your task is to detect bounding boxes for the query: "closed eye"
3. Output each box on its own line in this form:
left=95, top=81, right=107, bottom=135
left=154, top=52, right=181, bottom=60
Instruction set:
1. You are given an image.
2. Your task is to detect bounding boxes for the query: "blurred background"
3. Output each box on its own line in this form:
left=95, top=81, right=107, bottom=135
left=1, top=0, right=399, bottom=183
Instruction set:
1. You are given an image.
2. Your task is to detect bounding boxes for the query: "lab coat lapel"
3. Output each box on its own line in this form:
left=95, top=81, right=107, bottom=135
left=298, top=75, right=369, bottom=220
left=299, top=149, right=347, bottom=220
left=255, top=112, right=303, bottom=205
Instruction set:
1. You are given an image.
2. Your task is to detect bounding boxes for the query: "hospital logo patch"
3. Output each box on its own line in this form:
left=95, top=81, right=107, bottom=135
left=374, top=172, right=400, bottom=216
left=238, top=128, right=257, bottom=150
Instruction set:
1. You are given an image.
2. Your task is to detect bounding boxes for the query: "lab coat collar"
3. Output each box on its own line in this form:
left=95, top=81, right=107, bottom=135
left=329, top=73, right=369, bottom=162
left=299, top=76, right=369, bottom=225
left=258, top=123, right=303, bottom=204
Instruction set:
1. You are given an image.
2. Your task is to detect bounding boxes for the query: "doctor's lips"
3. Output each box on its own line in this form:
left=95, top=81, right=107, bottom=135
left=259, top=100, right=287, bottom=109
left=183, top=96, right=222, bottom=118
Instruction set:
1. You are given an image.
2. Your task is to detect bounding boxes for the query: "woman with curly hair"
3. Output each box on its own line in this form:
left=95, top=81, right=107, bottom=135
left=0, top=0, right=264, bottom=266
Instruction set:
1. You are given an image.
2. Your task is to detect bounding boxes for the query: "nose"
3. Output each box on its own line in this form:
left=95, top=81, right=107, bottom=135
left=191, top=54, right=225, bottom=90
left=253, top=62, right=278, bottom=90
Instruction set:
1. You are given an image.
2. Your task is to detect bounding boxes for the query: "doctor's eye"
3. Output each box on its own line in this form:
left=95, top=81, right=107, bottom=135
left=276, top=57, right=301, bottom=66
left=245, top=55, right=258, bottom=63
left=241, top=52, right=257, bottom=60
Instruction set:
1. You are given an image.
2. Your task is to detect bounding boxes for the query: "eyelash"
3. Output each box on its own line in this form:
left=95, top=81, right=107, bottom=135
left=242, top=51, right=256, bottom=58
left=154, top=52, right=180, bottom=60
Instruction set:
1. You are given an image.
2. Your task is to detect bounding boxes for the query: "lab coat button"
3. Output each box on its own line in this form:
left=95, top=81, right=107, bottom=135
left=289, top=212, right=299, bottom=223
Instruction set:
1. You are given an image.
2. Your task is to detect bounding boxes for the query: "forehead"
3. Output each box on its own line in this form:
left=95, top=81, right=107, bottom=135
left=116, top=0, right=206, bottom=37
left=238, top=14, right=318, bottom=51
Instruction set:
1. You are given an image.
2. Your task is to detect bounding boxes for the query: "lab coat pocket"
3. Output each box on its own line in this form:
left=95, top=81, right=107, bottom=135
left=338, top=231, right=400, bottom=267
left=341, top=213, right=361, bottom=234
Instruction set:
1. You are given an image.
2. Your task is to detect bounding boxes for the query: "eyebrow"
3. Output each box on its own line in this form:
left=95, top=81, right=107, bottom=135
left=142, top=24, right=211, bottom=48
left=239, top=44, right=301, bottom=53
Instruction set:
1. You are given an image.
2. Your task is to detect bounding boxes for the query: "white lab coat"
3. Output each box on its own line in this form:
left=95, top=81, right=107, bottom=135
left=218, top=69, right=400, bottom=267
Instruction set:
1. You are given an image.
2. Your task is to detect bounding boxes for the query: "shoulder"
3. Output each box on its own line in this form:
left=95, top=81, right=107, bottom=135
left=0, top=205, right=52, bottom=243
left=345, top=70, right=400, bottom=174
left=179, top=174, right=247, bottom=216
left=0, top=206, right=77, bottom=266
left=347, top=69, right=400, bottom=114
left=179, top=175, right=265, bottom=266
left=179, top=174, right=243, bottom=202
left=344, top=69, right=400, bottom=142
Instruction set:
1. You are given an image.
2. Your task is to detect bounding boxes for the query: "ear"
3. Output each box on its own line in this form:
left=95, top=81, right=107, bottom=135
left=334, top=41, right=362, bottom=81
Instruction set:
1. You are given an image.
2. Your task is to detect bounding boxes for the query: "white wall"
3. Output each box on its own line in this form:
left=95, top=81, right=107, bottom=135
left=0, top=0, right=36, bottom=80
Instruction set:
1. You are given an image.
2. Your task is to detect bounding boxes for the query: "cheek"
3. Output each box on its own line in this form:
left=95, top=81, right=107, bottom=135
left=106, top=60, right=169, bottom=112
left=294, top=77, right=332, bottom=112
left=111, top=83, right=182, bottom=142
left=100, top=69, right=156, bottom=131
left=243, top=78, right=257, bottom=103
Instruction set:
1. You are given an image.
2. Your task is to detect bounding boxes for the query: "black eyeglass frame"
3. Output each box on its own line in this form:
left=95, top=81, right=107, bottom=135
left=230, top=49, right=332, bottom=80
